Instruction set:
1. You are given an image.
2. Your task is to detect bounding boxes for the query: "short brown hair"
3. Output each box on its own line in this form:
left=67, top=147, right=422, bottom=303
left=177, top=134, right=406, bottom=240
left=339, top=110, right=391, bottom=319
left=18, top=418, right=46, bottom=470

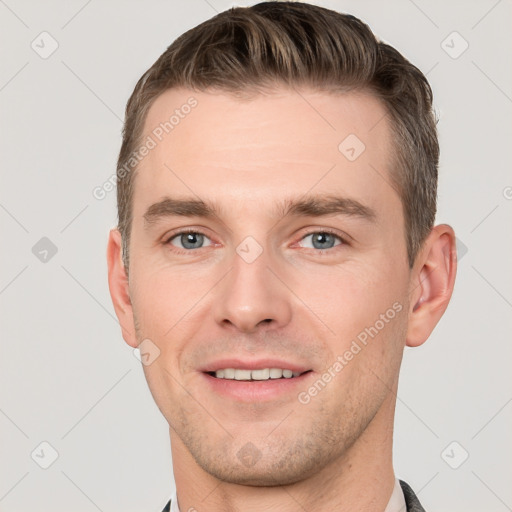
left=117, top=1, right=439, bottom=270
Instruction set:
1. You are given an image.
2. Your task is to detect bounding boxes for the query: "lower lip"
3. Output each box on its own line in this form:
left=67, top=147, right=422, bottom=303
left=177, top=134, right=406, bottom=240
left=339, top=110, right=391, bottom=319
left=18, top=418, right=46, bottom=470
left=200, top=371, right=313, bottom=402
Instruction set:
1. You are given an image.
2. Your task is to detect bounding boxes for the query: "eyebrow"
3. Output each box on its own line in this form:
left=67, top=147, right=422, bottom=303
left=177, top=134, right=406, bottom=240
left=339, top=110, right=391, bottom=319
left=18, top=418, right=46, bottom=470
left=143, top=194, right=377, bottom=227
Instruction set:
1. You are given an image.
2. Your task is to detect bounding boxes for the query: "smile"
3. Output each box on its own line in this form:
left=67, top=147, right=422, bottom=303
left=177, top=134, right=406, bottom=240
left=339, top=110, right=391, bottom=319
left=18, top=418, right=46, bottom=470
left=207, top=368, right=311, bottom=380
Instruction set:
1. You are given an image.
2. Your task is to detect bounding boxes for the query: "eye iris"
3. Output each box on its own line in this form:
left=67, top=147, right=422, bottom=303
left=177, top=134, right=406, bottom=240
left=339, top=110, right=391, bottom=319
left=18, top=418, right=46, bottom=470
left=181, top=232, right=203, bottom=249
left=312, top=233, right=336, bottom=250
left=175, top=232, right=338, bottom=250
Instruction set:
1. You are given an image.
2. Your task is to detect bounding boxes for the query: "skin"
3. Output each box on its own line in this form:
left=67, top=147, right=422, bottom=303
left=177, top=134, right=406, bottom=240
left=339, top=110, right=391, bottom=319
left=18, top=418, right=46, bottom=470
left=107, top=86, right=457, bottom=511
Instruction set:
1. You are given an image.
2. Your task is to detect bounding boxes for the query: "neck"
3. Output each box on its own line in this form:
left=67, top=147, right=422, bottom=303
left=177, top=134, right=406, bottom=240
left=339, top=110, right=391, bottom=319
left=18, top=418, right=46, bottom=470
left=170, top=388, right=397, bottom=512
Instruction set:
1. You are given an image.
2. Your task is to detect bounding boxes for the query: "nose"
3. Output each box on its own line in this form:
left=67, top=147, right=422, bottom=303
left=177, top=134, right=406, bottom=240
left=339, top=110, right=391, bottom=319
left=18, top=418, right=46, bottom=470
left=212, top=244, right=292, bottom=334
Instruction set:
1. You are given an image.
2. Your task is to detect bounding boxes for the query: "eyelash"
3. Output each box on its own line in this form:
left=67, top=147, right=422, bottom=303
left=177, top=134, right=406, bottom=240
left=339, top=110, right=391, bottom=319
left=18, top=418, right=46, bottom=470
left=164, top=228, right=348, bottom=256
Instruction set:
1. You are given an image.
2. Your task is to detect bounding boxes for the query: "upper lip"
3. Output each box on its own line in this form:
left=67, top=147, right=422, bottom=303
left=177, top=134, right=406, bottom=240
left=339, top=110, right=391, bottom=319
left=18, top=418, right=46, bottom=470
left=199, top=358, right=312, bottom=374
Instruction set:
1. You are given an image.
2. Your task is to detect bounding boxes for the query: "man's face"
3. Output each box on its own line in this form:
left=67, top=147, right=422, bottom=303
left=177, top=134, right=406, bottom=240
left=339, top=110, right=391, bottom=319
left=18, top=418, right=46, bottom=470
left=126, top=87, right=411, bottom=485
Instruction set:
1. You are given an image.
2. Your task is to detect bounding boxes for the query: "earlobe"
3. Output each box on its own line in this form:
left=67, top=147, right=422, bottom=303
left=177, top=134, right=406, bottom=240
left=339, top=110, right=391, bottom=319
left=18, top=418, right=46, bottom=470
left=106, top=228, right=138, bottom=348
left=406, top=224, right=457, bottom=347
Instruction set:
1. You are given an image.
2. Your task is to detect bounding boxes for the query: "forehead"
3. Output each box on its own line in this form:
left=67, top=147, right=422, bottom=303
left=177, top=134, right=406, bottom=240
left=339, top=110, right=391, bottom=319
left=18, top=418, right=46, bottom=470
left=133, top=86, right=399, bottom=221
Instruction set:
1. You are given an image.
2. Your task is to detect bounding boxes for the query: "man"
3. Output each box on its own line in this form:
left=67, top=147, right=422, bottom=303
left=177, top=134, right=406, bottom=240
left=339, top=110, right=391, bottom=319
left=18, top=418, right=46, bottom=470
left=107, top=2, right=457, bottom=510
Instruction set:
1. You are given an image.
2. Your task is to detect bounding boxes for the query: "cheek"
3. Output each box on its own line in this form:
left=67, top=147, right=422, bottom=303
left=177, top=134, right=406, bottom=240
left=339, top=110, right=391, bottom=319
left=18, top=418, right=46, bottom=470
left=129, top=262, right=215, bottom=341
left=129, top=268, right=176, bottom=340
left=291, top=259, right=407, bottom=360
left=297, top=257, right=402, bottom=318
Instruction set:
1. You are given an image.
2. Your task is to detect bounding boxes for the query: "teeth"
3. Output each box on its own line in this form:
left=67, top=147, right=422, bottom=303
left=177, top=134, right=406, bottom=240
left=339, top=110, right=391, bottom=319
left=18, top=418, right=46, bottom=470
left=213, top=368, right=301, bottom=380
left=251, top=368, right=270, bottom=380
left=234, top=369, right=252, bottom=380
left=224, top=368, right=235, bottom=378
left=269, top=368, right=283, bottom=379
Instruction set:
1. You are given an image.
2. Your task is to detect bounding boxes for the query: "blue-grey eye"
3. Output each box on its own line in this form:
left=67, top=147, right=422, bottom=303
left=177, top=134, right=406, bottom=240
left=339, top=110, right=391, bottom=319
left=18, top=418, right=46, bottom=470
left=169, top=231, right=212, bottom=250
left=301, top=232, right=342, bottom=250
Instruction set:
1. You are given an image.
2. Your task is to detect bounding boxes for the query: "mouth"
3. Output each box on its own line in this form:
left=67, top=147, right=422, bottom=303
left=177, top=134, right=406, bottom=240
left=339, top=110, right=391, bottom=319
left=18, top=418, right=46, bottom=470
left=200, top=361, right=315, bottom=402
left=205, top=368, right=313, bottom=381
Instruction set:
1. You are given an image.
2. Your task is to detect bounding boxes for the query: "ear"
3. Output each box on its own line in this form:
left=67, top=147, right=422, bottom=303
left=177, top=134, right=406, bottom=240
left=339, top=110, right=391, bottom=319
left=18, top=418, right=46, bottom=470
left=406, top=224, right=457, bottom=347
left=106, top=228, right=138, bottom=348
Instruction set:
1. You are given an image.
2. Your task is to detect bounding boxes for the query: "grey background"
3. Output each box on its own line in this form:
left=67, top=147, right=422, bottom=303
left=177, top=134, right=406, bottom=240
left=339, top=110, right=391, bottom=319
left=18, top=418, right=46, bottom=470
left=1, top=0, right=511, bottom=510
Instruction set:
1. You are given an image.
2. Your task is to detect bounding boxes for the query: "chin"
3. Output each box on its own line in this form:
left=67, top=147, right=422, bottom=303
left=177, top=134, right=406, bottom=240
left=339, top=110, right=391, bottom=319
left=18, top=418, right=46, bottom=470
left=201, top=463, right=310, bottom=487
left=191, top=443, right=330, bottom=487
